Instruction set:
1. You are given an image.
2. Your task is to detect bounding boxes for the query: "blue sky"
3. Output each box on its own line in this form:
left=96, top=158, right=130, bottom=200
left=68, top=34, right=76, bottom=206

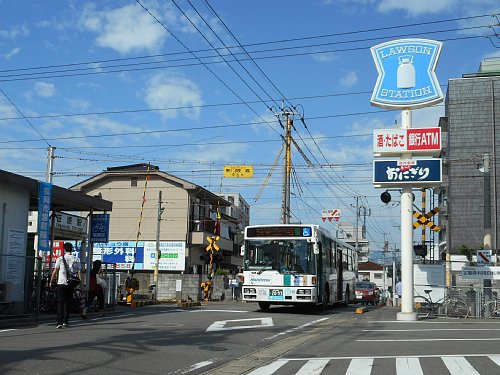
left=1, top=0, right=499, bottom=259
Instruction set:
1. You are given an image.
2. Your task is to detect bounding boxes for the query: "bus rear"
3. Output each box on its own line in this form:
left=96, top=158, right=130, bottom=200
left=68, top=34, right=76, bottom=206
left=241, top=224, right=320, bottom=311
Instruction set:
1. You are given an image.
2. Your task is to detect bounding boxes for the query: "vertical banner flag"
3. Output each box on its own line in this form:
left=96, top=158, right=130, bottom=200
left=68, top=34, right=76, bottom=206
left=37, top=181, right=53, bottom=253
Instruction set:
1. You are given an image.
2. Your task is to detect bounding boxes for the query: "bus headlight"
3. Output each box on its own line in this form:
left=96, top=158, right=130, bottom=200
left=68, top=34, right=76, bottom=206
left=244, top=288, right=256, bottom=294
left=297, top=289, right=311, bottom=295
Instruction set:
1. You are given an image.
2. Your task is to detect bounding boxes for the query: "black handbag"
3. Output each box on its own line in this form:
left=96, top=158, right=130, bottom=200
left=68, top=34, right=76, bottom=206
left=61, top=255, right=80, bottom=288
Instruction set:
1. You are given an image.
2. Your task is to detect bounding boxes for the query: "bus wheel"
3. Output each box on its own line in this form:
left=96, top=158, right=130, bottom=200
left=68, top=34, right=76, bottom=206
left=259, top=302, right=270, bottom=312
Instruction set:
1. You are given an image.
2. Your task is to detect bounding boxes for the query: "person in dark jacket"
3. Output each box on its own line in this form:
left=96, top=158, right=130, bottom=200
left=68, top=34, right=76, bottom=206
left=81, top=260, right=105, bottom=319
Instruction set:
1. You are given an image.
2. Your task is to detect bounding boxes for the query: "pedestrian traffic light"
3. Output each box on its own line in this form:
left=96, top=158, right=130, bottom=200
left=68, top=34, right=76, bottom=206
left=381, top=191, right=391, bottom=204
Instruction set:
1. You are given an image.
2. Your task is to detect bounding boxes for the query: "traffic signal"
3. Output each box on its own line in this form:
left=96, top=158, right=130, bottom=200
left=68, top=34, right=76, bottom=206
left=381, top=191, right=391, bottom=204
left=413, top=244, right=427, bottom=257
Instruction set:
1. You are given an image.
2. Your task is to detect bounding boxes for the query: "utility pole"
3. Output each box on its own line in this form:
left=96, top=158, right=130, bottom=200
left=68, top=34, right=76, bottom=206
left=275, top=100, right=299, bottom=224
left=46, top=146, right=55, bottom=184
left=383, top=233, right=389, bottom=291
left=354, top=196, right=360, bottom=256
left=482, top=153, right=492, bottom=292
left=153, top=190, right=164, bottom=300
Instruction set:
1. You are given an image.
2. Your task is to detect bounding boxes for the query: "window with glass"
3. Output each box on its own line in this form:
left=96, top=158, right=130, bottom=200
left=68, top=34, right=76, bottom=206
left=244, top=239, right=316, bottom=274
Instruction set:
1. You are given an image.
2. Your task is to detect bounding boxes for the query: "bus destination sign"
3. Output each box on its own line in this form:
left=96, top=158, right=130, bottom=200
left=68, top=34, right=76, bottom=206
left=246, top=226, right=312, bottom=238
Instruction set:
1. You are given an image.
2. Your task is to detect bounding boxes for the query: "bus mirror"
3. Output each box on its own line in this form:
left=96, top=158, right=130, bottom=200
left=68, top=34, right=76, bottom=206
left=313, top=243, right=320, bottom=254
left=240, top=245, right=245, bottom=256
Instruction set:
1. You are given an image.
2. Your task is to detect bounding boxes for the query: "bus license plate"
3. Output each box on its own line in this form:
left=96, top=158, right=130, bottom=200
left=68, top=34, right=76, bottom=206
left=269, top=289, right=284, bottom=300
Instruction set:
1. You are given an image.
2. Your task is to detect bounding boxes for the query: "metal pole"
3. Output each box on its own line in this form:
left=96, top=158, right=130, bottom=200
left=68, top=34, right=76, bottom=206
left=483, top=153, right=492, bottom=293
left=153, top=191, right=163, bottom=300
left=398, top=109, right=417, bottom=321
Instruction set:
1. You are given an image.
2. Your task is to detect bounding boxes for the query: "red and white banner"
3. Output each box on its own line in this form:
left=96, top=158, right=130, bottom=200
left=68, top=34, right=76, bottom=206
left=373, top=127, right=441, bottom=155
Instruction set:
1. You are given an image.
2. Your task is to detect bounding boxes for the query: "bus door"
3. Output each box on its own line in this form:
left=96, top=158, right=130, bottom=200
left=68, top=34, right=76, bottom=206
left=336, top=247, right=343, bottom=301
left=316, top=242, right=324, bottom=302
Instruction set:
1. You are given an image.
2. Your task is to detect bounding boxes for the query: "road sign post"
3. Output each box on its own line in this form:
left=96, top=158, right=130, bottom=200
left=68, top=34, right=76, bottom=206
left=371, top=39, right=444, bottom=321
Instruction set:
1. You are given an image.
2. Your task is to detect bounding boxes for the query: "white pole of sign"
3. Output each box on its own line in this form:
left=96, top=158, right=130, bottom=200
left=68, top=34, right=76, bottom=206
left=398, top=109, right=417, bottom=321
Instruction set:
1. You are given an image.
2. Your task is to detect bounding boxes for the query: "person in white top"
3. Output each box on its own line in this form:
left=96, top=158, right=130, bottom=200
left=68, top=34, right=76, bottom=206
left=50, top=243, right=82, bottom=328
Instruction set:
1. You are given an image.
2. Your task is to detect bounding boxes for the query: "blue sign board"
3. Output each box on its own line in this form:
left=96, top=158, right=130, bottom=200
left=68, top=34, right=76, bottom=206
left=90, top=214, right=110, bottom=243
left=93, top=241, right=143, bottom=270
left=373, top=158, right=442, bottom=186
left=37, top=181, right=53, bottom=253
left=371, top=39, right=443, bottom=109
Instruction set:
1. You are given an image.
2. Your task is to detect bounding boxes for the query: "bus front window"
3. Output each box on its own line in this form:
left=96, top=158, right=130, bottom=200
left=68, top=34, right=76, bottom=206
left=245, top=240, right=315, bottom=274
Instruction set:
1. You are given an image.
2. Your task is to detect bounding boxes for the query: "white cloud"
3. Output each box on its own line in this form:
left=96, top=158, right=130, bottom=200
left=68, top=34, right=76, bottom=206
left=340, top=71, right=358, bottom=88
left=378, top=0, right=455, bottom=16
left=312, top=52, right=337, bottom=63
left=81, top=3, right=168, bottom=54
left=0, top=24, right=29, bottom=39
left=144, top=72, right=203, bottom=121
left=34, top=82, right=56, bottom=98
left=4, top=47, right=20, bottom=60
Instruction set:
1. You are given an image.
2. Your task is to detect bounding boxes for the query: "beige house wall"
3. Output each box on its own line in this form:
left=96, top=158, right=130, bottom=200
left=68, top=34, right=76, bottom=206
left=81, top=176, right=189, bottom=243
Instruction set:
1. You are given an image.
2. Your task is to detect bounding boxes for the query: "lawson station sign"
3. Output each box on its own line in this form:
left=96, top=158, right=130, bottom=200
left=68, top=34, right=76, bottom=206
left=371, top=38, right=443, bottom=109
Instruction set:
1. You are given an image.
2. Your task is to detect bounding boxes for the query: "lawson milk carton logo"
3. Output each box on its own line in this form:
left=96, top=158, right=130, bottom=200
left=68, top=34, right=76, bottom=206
left=371, top=39, right=443, bottom=109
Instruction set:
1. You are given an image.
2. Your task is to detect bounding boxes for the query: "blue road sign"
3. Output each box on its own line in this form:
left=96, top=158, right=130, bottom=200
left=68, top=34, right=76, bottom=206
left=90, top=213, right=110, bottom=243
left=37, top=181, right=53, bottom=253
left=371, top=39, right=443, bottom=109
left=373, top=158, right=442, bottom=186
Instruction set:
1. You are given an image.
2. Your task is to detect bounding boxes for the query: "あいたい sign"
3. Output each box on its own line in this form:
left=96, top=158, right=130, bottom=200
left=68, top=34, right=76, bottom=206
left=371, top=39, right=443, bottom=109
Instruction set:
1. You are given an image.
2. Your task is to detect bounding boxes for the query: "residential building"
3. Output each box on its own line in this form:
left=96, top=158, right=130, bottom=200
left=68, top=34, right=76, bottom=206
left=70, top=164, right=247, bottom=275
left=358, top=261, right=392, bottom=290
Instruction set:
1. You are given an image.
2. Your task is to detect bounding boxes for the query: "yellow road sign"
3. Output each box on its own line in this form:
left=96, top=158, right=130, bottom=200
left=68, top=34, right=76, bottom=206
left=413, top=207, right=440, bottom=231
left=223, top=165, right=254, bottom=178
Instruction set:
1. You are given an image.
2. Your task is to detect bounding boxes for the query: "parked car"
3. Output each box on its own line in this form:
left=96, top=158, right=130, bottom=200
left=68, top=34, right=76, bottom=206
left=355, top=281, right=380, bottom=305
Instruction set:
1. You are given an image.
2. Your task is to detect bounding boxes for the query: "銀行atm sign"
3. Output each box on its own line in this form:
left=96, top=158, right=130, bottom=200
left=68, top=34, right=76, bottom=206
left=373, top=127, right=441, bottom=156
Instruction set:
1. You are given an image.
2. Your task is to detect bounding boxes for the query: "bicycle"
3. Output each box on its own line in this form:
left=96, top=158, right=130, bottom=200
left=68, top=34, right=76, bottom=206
left=414, top=289, right=469, bottom=319
left=481, top=298, right=500, bottom=318
left=29, top=279, right=57, bottom=313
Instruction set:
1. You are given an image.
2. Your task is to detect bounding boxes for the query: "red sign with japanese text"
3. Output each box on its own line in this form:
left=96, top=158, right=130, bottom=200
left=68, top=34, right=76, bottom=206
left=373, top=127, right=441, bottom=155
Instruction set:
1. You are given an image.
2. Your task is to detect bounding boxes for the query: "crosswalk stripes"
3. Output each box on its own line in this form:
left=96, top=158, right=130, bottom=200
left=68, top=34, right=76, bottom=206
left=246, top=355, right=500, bottom=375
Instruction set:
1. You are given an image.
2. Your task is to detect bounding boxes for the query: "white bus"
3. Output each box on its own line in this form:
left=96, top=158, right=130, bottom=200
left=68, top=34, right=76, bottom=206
left=242, top=224, right=356, bottom=311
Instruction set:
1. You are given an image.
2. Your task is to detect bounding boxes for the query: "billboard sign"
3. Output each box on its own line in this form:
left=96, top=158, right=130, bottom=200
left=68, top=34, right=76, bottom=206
left=37, top=181, right=53, bottom=253
left=371, top=39, right=443, bottom=109
left=93, top=240, right=186, bottom=271
left=373, top=158, right=442, bottom=186
left=373, top=127, right=441, bottom=155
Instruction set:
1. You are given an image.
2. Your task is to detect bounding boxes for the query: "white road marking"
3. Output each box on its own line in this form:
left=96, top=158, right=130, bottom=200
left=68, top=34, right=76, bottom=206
left=442, top=356, right=479, bottom=374
left=265, top=318, right=329, bottom=340
left=358, top=338, right=500, bottom=342
left=295, top=359, right=329, bottom=375
left=345, top=358, right=373, bottom=375
left=0, top=329, right=16, bottom=333
left=180, top=360, right=213, bottom=374
left=364, top=328, right=500, bottom=332
left=206, top=317, right=273, bottom=332
left=247, top=359, right=288, bottom=375
left=489, top=355, right=500, bottom=366
left=396, top=357, right=423, bottom=375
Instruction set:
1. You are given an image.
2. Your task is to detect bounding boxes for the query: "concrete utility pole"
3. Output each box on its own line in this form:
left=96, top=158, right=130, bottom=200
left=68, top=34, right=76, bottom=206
left=153, top=190, right=164, bottom=300
left=483, top=153, right=492, bottom=250
left=398, top=109, right=417, bottom=321
left=275, top=100, right=299, bottom=224
left=46, top=146, right=55, bottom=183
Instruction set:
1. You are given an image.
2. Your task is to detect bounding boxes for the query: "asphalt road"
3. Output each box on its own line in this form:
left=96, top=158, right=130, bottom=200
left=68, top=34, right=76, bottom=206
left=1, top=301, right=500, bottom=374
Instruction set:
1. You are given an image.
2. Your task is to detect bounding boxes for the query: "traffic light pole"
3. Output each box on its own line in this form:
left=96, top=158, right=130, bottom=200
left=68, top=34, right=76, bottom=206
left=398, top=109, right=417, bottom=321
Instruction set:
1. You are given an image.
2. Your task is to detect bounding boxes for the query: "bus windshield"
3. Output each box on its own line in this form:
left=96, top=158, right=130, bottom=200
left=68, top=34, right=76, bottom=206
left=244, top=239, right=316, bottom=274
